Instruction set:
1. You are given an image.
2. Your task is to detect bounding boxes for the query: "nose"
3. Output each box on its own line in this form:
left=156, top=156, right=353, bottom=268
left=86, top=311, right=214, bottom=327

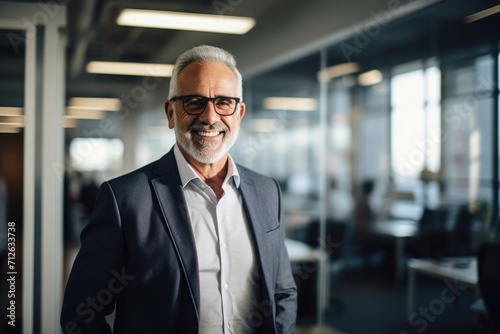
left=198, top=100, right=220, bottom=125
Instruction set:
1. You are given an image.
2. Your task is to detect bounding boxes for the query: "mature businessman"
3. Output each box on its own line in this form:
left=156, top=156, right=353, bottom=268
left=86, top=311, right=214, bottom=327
left=61, top=45, right=297, bottom=333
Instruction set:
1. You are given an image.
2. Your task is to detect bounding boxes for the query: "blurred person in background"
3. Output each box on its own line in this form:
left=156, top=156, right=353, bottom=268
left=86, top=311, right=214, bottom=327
left=352, top=179, right=376, bottom=241
left=351, top=179, right=378, bottom=266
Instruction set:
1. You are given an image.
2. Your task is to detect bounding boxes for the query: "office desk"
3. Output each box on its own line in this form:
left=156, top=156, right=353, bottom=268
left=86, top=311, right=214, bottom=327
left=406, top=257, right=477, bottom=317
left=370, top=219, right=418, bottom=283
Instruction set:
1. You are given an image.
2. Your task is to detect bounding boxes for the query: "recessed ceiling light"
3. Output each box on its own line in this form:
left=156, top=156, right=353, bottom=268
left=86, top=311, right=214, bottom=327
left=62, top=117, right=79, bottom=128
left=86, top=61, right=174, bottom=77
left=65, top=108, right=105, bottom=120
left=117, top=8, right=256, bottom=35
left=317, top=62, right=360, bottom=82
left=0, top=116, right=24, bottom=127
left=69, top=97, right=122, bottom=111
left=0, top=126, right=22, bottom=133
left=358, top=69, right=383, bottom=86
left=263, top=97, right=317, bottom=111
left=0, top=107, right=23, bottom=116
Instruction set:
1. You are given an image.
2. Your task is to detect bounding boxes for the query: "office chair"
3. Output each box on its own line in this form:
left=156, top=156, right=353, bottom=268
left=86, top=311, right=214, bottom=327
left=413, top=207, right=449, bottom=258
left=448, top=204, right=474, bottom=256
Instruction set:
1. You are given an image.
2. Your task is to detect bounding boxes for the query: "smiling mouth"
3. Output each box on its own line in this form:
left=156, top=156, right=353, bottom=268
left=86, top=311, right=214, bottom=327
left=195, top=131, right=222, bottom=137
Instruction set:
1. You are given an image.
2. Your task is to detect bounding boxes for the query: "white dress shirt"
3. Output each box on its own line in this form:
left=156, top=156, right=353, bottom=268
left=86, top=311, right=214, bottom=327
left=174, top=145, right=261, bottom=334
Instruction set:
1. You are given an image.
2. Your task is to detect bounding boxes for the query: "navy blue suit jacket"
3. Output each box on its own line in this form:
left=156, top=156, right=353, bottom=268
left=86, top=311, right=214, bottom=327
left=61, top=148, right=297, bottom=333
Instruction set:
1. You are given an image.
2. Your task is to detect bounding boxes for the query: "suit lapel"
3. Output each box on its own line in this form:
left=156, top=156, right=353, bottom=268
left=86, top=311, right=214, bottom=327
left=238, top=169, right=274, bottom=300
left=150, top=151, right=200, bottom=318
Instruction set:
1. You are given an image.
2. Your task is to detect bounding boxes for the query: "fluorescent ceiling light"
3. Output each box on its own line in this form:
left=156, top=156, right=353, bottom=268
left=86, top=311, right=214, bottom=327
left=65, top=108, right=105, bottom=120
left=317, top=62, right=360, bottom=82
left=0, top=126, right=22, bottom=133
left=117, top=8, right=256, bottom=35
left=263, top=97, right=317, bottom=111
left=358, top=69, right=383, bottom=86
left=0, top=116, right=24, bottom=127
left=465, top=5, right=500, bottom=23
left=62, top=117, right=79, bottom=128
left=87, top=61, right=174, bottom=77
left=0, top=107, right=23, bottom=116
left=69, top=97, right=122, bottom=111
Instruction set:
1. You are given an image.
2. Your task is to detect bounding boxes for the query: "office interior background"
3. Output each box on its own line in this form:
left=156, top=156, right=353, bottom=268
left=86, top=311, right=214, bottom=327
left=0, top=0, right=499, bottom=333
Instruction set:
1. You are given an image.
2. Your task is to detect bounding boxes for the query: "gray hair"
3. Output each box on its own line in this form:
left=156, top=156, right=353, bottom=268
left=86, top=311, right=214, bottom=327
left=168, top=45, right=243, bottom=99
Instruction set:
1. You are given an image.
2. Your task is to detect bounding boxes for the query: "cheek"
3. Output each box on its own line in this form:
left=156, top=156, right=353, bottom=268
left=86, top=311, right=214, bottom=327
left=228, top=117, right=241, bottom=130
left=173, top=113, right=193, bottom=129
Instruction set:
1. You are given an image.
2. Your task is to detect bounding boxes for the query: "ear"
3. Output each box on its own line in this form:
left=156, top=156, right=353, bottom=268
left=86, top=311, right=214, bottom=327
left=237, top=102, right=246, bottom=121
left=165, top=100, right=175, bottom=129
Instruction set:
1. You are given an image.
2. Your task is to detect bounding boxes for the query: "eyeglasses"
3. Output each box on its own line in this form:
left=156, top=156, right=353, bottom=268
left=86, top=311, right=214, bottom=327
left=170, top=95, right=240, bottom=116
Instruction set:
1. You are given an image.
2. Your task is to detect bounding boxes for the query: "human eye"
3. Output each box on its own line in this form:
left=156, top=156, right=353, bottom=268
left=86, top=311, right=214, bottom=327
left=184, top=96, right=206, bottom=110
left=215, top=97, right=235, bottom=108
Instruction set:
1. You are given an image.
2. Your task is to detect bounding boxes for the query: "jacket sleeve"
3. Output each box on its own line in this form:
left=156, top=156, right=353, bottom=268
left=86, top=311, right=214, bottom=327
left=60, top=182, right=126, bottom=334
left=273, top=179, right=298, bottom=333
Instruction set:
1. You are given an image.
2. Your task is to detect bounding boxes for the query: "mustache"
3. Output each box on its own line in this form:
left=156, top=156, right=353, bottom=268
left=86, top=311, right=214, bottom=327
left=188, top=122, right=229, bottom=132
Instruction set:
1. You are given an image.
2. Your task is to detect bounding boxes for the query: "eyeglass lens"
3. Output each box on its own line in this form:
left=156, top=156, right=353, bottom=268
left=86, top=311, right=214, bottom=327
left=183, top=96, right=237, bottom=115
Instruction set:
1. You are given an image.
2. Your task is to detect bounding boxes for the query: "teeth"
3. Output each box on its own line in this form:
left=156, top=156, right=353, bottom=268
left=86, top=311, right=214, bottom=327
left=197, top=131, right=220, bottom=137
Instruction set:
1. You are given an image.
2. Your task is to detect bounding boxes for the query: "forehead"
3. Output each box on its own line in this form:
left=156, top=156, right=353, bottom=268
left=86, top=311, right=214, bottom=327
left=176, top=61, right=238, bottom=93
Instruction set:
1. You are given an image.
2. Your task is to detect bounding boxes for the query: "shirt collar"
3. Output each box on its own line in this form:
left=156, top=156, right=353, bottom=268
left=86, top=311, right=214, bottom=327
left=173, top=144, right=240, bottom=189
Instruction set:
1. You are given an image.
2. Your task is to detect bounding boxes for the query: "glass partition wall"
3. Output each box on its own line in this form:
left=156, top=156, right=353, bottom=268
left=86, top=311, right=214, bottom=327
left=235, top=52, right=328, bottom=328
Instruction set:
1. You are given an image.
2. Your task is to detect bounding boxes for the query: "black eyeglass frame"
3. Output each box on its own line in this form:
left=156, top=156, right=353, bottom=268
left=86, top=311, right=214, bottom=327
left=170, top=95, right=241, bottom=116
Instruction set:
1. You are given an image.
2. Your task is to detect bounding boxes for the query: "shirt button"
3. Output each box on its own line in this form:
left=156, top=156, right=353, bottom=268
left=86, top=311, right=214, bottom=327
left=223, top=283, right=228, bottom=289
left=222, top=243, right=227, bottom=249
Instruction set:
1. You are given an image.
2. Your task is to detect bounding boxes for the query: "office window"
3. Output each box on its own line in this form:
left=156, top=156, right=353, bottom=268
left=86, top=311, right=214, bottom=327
left=442, top=55, right=495, bottom=218
left=390, top=66, right=441, bottom=204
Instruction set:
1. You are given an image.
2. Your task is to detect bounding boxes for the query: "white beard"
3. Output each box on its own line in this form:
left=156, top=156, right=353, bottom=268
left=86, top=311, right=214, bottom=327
left=175, top=123, right=239, bottom=164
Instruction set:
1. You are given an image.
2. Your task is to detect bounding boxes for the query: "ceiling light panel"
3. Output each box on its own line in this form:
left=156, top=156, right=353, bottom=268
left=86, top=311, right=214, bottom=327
left=358, top=70, right=383, bottom=86
left=87, top=61, right=174, bottom=77
left=0, top=116, right=24, bottom=127
left=317, top=62, right=360, bottom=82
left=69, top=97, right=122, bottom=111
left=65, top=108, right=105, bottom=120
left=0, top=107, right=23, bottom=116
left=117, top=9, right=256, bottom=35
left=263, top=97, right=317, bottom=111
